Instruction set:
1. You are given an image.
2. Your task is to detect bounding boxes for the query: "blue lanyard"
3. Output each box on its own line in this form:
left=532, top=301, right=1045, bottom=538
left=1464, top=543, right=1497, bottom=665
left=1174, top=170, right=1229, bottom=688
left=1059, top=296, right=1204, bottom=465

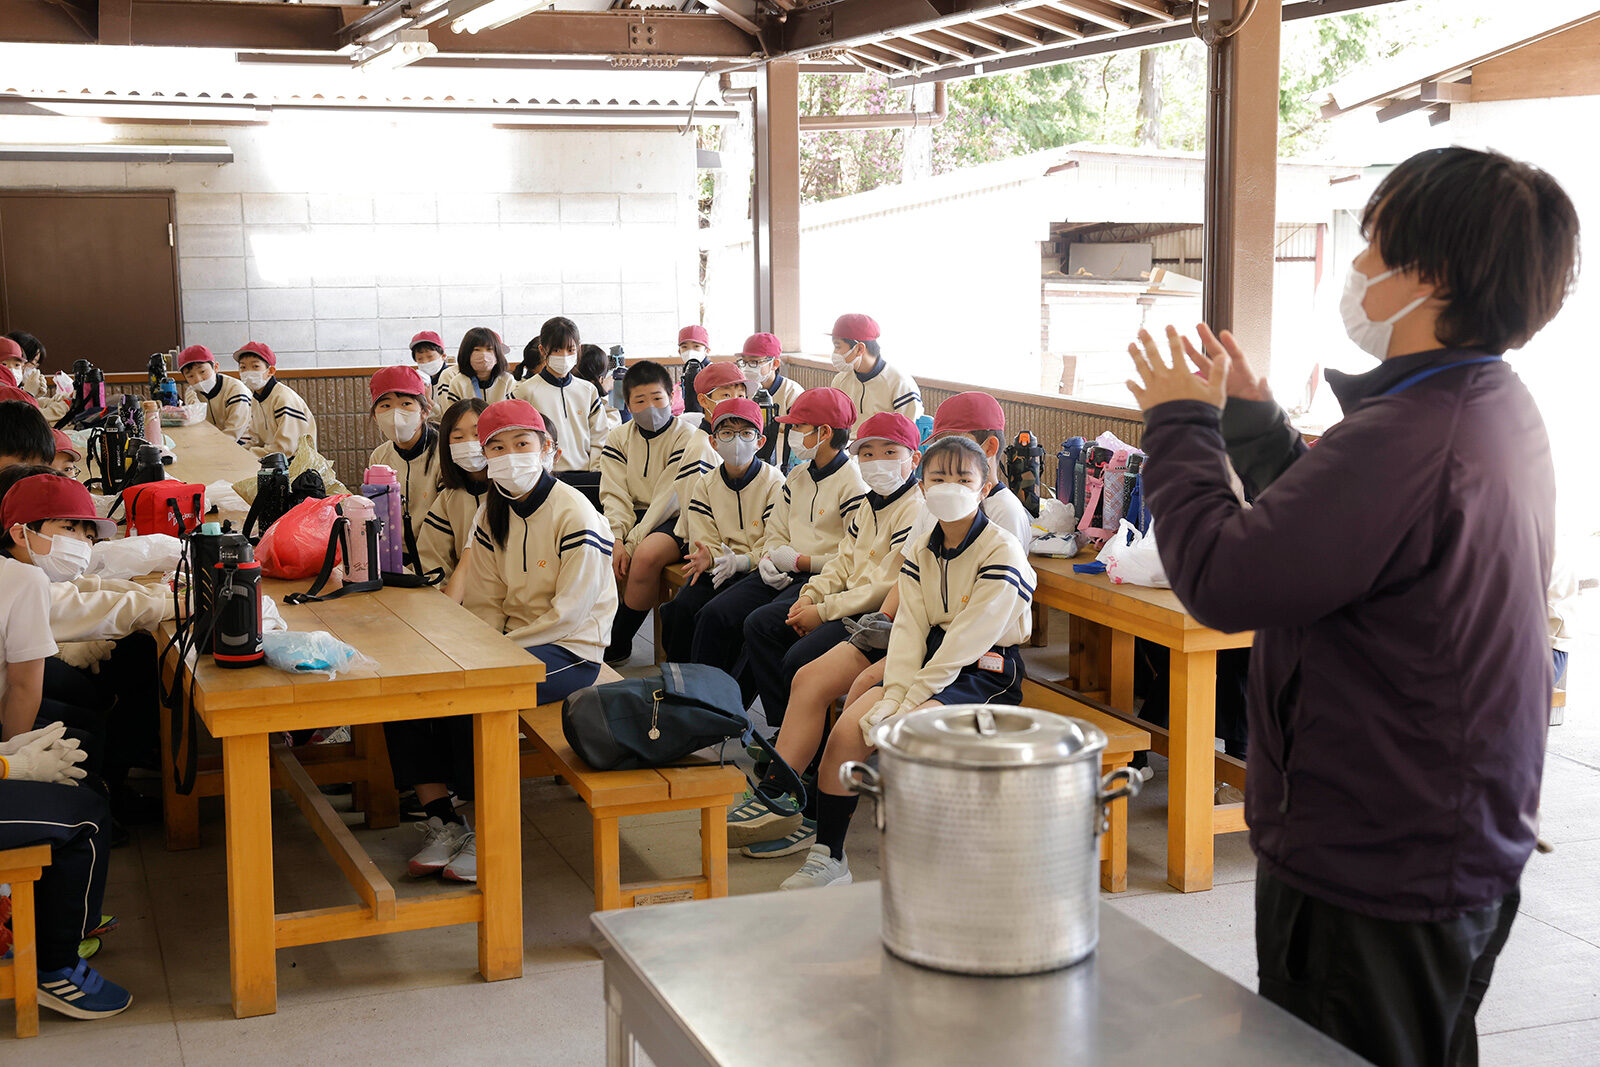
left=1382, top=356, right=1502, bottom=396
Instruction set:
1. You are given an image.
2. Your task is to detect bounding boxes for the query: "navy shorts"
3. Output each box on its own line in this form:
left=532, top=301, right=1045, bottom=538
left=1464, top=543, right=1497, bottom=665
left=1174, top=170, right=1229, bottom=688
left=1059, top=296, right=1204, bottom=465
left=634, top=507, right=688, bottom=556
left=923, top=626, right=1025, bottom=707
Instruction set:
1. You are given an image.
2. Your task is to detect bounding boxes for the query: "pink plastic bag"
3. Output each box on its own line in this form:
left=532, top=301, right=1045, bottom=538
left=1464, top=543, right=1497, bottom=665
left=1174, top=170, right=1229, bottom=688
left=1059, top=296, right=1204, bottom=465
left=257, top=494, right=349, bottom=580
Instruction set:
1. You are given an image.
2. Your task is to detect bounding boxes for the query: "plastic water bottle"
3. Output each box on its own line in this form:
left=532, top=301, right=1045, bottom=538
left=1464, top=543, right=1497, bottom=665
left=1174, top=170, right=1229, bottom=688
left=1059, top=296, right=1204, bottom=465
left=362, top=465, right=404, bottom=576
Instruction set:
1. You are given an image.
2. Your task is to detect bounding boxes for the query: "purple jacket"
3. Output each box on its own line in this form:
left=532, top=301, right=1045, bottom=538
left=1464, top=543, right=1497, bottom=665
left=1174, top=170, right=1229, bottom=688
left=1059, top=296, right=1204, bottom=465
left=1142, top=347, right=1554, bottom=922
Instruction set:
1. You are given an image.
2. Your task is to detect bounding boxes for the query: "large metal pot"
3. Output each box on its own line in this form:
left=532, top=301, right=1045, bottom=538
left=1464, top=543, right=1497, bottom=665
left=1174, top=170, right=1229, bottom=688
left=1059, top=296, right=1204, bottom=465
left=842, top=704, right=1140, bottom=976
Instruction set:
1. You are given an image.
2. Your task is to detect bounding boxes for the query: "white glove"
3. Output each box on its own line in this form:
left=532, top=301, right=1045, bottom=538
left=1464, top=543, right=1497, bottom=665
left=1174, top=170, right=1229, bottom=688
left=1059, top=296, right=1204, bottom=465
left=710, top=549, right=749, bottom=589
left=859, top=700, right=899, bottom=746
left=767, top=545, right=800, bottom=573
left=757, top=555, right=793, bottom=590
left=0, top=722, right=88, bottom=785
left=56, top=640, right=116, bottom=673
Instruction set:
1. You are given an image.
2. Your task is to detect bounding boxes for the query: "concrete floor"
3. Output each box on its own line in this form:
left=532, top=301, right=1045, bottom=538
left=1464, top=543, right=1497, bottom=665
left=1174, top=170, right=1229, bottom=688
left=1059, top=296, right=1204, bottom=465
left=10, top=607, right=1599, bottom=1064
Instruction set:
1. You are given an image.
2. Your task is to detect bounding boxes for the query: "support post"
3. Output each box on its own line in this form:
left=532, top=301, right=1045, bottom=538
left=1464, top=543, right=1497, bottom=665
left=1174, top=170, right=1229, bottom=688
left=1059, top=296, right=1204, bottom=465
left=1200, top=0, right=1281, bottom=375
left=752, top=58, right=802, bottom=351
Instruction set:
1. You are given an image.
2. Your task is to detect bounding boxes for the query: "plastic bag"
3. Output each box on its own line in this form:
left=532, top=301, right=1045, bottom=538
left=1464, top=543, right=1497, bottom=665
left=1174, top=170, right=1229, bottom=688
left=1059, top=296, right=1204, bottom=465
left=160, top=402, right=207, bottom=427
left=1101, top=519, right=1169, bottom=588
left=88, top=534, right=184, bottom=580
left=1036, top=498, right=1078, bottom=535
left=205, top=479, right=251, bottom=517
left=256, top=494, right=348, bottom=580
left=262, top=630, right=375, bottom=679
left=233, top=436, right=349, bottom=505
left=260, top=594, right=288, bottom=634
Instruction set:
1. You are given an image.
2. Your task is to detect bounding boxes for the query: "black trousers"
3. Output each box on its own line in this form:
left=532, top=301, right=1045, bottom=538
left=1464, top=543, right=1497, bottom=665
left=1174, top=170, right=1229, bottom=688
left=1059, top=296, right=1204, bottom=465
left=43, top=633, right=161, bottom=785
left=743, top=608, right=850, bottom=728
left=658, top=573, right=720, bottom=664
left=0, top=780, right=111, bottom=971
left=1255, top=864, right=1519, bottom=1067
left=689, top=572, right=801, bottom=706
left=1133, top=640, right=1250, bottom=759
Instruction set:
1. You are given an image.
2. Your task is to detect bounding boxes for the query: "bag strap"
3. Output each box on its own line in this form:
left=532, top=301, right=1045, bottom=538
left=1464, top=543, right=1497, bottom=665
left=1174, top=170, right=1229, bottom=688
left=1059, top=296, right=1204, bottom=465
left=241, top=489, right=266, bottom=541
left=383, top=510, right=442, bottom=588
left=741, top=730, right=808, bottom=817
left=284, top=515, right=374, bottom=604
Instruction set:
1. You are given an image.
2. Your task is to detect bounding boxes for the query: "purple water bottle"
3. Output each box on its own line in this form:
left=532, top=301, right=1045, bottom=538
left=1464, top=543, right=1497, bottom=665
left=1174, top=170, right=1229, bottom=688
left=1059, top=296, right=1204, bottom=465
left=362, top=464, right=404, bottom=575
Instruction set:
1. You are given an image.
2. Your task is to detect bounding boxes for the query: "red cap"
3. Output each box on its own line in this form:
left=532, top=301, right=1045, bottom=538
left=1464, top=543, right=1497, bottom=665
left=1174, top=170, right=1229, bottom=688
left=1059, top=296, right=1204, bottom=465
left=708, top=397, right=763, bottom=432
left=776, top=386, right=856, bottom=430
left=850, top=412, right=921, bottom=454
left=931, top=391, right=1005, bottom=437
left=476, top=399, right=547, bottom=446
left=410, top=331, right=445, bottom=352
left=177, top=344, right=215, bottom=370
left=739, top=333, right=781, bottom=360
left=51, top=429, right=81, bottom=460
left=0, top=384, right=37, bottom=407
left=0, top=338, right=23, bottom=362
left=235, top=341, right=276, bottom=368
left=678, top=325, right=710, bottom=347
left=692, top=361, right=746, bottom=396
left=1, top=473, right=117, bottom=540
left=830, top=313, right=880, bottom=342
left=370, top=365, right=428, bottom=406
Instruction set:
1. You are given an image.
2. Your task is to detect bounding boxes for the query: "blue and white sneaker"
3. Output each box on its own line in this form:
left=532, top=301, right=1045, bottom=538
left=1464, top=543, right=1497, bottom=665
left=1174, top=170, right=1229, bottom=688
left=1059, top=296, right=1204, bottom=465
left=727, top=791, right=801, bottom=849
left=740, top=817, right=816, bottom=858
left=38, top=959, right=133, bottom=1019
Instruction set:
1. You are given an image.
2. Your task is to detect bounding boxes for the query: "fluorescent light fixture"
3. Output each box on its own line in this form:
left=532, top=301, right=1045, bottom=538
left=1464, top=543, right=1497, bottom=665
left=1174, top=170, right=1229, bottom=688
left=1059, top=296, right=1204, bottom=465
left=0, top=142, right=233, bottom=163
left=449, top=0, right=556, bottom=35
left=354, top=28, right=438, bottom=72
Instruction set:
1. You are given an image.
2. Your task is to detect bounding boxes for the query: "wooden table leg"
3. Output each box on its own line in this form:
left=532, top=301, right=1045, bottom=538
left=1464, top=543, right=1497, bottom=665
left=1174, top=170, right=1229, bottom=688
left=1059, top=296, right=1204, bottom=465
left=1167, top=649, right=1217, bottom=893
left=11, top=879, right=38, bottom=1037
left=594, top=816, right=622, bottom=912
left=354, top=724, right=399, bottom=830
left=700, top=804, right=728, bottom=899
left=223, top=732, right=276, bottom=1018
left=473, top=708, right=523, bottom=983
left=1109, top=630, right=1135, bottom=713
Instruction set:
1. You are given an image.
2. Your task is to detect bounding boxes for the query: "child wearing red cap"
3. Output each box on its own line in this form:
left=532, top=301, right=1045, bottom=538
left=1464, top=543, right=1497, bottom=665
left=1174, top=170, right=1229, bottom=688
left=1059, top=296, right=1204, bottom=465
left=513, top=317, right=611, bottom=503
left=408, top=331, right=452, bottom=411
left=441, top=327, right=517, bottom=407
left=685, top=387, right=868, bottom=695
left=657, top=399, right=784, bottom=662
left=49, top=430, right=81, bottom=478
left=369, top=366, right=441, bottom=561
left=416, top=399, right=489, bottom=585
left=598, top=361, right=718, bottom=663
left=677, top=325, right=710, bottom=358
left=928, top=391, right=1033, bottom=547
left=688, top=360, right=751, bottom=419
left=733, top=333, right=803, bottom=466
left=177, top=344, right=253, bottom=443
left=234, top=342, right=319, bottom=458
left=828, top=313, right=922, bottom=430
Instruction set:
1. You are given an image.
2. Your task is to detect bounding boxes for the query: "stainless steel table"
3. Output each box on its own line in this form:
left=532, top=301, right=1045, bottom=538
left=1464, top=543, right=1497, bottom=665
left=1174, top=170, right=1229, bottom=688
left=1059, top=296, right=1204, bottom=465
left=591, top=882, right=1368, bottom=1066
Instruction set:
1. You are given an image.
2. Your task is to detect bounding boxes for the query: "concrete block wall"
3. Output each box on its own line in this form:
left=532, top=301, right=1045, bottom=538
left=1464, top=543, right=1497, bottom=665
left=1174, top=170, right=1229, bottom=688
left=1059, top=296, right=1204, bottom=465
left=0, top=120, right=702, bottom=369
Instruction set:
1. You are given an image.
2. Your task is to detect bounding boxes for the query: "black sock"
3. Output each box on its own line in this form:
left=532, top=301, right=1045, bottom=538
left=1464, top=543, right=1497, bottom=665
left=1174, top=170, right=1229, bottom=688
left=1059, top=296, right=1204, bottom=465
left=814, top=792, right=859, bottom=860
left=609, top=604, right=649, bottom=649
left=423, top=796, right=461, bottom=825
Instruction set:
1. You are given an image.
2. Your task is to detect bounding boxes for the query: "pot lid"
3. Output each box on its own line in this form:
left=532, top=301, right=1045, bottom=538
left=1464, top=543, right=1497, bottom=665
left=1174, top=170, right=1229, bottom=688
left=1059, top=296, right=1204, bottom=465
left=878, top=704, right=1107, bottom=767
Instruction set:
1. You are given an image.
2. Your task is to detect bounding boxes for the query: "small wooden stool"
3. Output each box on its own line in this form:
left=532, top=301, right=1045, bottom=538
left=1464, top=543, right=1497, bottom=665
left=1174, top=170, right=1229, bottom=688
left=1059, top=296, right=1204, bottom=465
left=0, top=845, right=51, bottom=1038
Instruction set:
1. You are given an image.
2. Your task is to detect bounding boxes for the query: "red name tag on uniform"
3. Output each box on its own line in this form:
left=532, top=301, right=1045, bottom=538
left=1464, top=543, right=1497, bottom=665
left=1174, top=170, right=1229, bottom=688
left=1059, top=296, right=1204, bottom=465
left=978, top=652, right=1005, bottom=673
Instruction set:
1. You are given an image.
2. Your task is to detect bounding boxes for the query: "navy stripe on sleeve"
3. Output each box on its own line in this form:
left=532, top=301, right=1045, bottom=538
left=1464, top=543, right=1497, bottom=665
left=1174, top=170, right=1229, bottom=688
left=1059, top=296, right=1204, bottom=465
left=558, top=532, right=615, bottom=557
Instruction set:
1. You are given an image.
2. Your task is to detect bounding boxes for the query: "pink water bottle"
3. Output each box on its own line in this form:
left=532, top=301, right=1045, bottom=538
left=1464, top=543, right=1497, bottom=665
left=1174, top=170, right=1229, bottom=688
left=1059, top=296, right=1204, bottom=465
left=341, top=495, right=379, bottom=584
left=362, top=465, right=404, bottom=575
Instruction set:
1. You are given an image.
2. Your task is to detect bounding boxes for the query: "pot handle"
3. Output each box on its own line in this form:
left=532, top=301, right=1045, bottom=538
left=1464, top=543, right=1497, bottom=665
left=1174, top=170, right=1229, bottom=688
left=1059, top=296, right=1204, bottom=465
left=839, top=761, right=885, bottom=832
left=1096, top=766, right=1143, bottom=836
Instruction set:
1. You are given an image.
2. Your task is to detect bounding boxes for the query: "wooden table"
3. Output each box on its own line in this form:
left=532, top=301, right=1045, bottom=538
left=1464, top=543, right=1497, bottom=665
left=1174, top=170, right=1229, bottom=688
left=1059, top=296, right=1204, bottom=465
left=162, top=419, right=262, bottom=489
left=1029, top=554, right=1254, bottom=893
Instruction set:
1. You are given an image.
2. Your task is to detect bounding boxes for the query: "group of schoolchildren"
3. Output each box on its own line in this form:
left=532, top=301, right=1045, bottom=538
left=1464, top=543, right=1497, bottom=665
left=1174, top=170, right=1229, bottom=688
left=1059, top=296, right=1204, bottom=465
left=0, top=312, right=1040, bottom=1024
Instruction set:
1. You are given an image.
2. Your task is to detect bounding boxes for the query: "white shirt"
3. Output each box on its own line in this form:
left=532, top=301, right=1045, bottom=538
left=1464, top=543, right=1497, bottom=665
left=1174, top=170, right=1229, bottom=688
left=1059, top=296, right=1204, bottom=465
left=0, top=558, right=59, bottom=710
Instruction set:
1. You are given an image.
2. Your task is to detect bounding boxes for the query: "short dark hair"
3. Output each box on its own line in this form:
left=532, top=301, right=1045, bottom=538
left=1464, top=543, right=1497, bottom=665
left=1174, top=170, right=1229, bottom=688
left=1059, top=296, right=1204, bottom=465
left=0, top=400, right=55, bottom=464
left=827, top=427, right=851, bottom=450
left=437, top=398, right=488, bottom=491
left=840, top=338, right=882, bottom=361
left=5, top=331, right=44, bottom=366
left=457, top=327, right=509, bottom=380
left=623, top=360, right=673, bottom=400
left=412, top=341, right=445, bottom=358
left=540, top=316, right=580, bottom=356
left=1361, top=147, right=1579, bottom=355
left=576, top=344, right=608, bottom=393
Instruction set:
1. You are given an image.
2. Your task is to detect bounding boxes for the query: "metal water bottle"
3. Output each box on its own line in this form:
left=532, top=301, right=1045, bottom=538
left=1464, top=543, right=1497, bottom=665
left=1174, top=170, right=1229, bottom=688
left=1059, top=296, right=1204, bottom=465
left=190, top=524, right=250, bottom=655
left=362, top=464, right=405, bottom=575
left=211, top=534, right=263, bottom=668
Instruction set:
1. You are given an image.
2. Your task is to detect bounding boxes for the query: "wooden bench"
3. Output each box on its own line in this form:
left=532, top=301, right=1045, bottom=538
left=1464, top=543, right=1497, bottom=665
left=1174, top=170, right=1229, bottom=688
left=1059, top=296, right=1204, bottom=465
left=655, top=564, right=690, bottom=664
left=0, top=845, right=50, bottom=1038
left=1021, top=679, right=1152, bottom=893
left=520, top=665, right=747, bottom=911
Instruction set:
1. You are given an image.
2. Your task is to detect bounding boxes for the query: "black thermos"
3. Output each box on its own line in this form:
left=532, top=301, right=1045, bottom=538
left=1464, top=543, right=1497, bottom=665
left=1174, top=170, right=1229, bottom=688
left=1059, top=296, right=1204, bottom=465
left=212, top=537, right=264, bottom=668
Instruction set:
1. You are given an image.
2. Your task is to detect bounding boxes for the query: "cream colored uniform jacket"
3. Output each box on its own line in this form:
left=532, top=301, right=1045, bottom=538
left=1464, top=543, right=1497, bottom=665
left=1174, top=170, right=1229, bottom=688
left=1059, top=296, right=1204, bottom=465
left=514, top=371, right=610, bottom=472
left=985, top=485, right=1035, bottom=548
left=20, top=368, right=71, bottom=426
left=441, top=369, right=517, bottom=407
left=598, top=417, right=718, bottom=554
left=800, top=478, right=925, bottom=622
left=881, top=511, right=1035, bottom=715
left=760, top=451, right=869, bottom=575
left=417, top=485, right=487, bottom=583
left=246, top=378, right=319, bottom=458
left=184, top=373, right=254, bottom=442
left=370, top=427, right=442, bottom=554
left=769, top=373, right=804, bottom=417
left=676, top=459, right=784, bottom=571
left=49, top=575, right=175, bottom=642
left=830, top=358, right=923, bottom=429
left=462, top=475, right=618, bottom=663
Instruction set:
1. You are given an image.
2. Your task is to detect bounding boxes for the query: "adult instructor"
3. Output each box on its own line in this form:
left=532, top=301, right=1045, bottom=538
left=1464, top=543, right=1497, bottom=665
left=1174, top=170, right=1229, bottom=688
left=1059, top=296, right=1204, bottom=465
left=1126, top=146, right=1578, bottom=1067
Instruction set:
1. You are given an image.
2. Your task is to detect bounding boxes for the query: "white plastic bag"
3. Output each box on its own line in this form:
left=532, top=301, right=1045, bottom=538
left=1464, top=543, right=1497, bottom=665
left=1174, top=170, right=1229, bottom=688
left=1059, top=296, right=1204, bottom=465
left=205, top=479, right=251, bottom=517
left=1036, top=497, right=1078, bottom=535
left=260, top=594, right=288, bottom=634
left=262, top=630, right=376, bottom=679
left=88, top=534, right=184, bottom=580
left=1101, top=520, right=1169, bottom=588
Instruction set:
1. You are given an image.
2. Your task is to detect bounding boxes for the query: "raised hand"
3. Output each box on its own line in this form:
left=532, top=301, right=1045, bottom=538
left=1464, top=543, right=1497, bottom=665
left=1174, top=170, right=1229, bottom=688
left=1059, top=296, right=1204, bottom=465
left=1180, top=323, right=1274, bottom=404
left=1126, top=326, right=1229, bottom=413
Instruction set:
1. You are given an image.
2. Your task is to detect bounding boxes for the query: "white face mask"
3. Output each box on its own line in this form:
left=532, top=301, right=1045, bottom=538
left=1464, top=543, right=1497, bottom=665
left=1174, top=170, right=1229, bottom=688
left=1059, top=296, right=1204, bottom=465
left=416, top=358, right=444, bottom=380
left=1340, top=263, right=1431, bottom=360
left=830, top=350, right=856, bottom=373
left=29, top=529, right=92, bottom=583
left=450, top=441, right=488, bottom=472
left=741, top=366, right=764, bottom=391
left=859, top=459, right=908, bottom=496
left=240, top=370, right=269, bottom=391
left=634, top=403, right=673, bottom=433
left=546, top=353, right=576, bottom=377
left=376, top=408, right=423, bottom=445
left=193, top=372, right=219, bottom=396
left=788, top=428, right=818, bottom=463
left=716, top=435, right=759, bottom=469
left=486, top=452, right=543, bottom=497
left=923, top=483, right=981, bottom=524
left=470, top=350, right=497, bottom=377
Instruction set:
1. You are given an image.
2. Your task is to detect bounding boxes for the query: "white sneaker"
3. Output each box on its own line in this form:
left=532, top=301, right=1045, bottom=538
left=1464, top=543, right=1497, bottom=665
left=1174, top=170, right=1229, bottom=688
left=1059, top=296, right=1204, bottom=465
left=408, top=817, right=470, bottom=877
left=441, top=831, right=477, bottom=883
left=1214, top=783, right=1245, bottom=805
left=1136, top=765, right=1155, bottom=783
left=779, top=845, right=852, bottom=890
